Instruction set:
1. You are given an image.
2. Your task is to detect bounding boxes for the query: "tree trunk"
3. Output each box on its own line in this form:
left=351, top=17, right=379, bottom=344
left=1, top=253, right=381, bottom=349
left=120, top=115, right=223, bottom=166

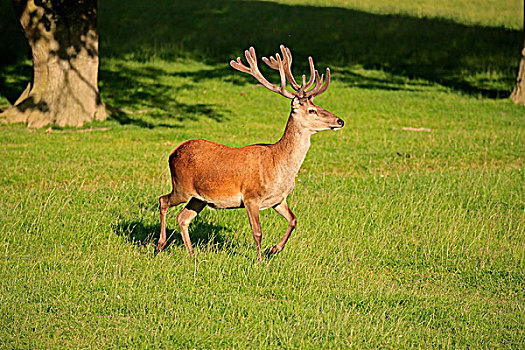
left=1, top=0, right=107, bottom=128
left=511, top=46, right=525, bottom=105
left=511, top=0, right=525, bottom=105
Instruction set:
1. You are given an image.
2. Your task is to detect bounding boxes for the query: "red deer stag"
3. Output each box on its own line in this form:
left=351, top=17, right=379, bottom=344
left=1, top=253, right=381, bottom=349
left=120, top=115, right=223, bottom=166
left=158, top=45, right=344, bottom=261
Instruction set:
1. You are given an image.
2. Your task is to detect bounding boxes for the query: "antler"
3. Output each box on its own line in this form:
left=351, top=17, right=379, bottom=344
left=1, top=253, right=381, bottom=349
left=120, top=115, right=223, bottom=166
left=262, top=45, right=330, bottom=99
left=230, top=47, right=295, bottom=99
left=230, top=45, right=331, bottom=99
left=262, top=45, right=315, bottom=93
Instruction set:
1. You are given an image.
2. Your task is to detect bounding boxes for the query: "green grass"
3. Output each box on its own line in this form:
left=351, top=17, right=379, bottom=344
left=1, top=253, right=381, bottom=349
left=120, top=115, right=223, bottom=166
left=267, top=0, right=523, bottom=29
left=1, top=0, right=524, bottom=348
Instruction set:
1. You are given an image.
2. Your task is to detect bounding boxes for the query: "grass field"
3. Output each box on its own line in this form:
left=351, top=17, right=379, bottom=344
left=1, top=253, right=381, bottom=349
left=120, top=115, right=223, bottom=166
left=1, top=0, right=524, bottom=348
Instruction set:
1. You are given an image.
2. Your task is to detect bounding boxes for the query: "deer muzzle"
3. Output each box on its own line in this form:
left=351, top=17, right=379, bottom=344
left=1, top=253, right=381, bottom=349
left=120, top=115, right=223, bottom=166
left=331, top=118, right=344, bottom=130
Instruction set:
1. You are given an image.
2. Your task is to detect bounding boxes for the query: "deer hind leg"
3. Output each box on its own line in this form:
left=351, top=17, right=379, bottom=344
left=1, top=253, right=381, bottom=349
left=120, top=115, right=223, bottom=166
left=266, top=200, right=297, bottom=255
left=177, top=198, right=206, bottom=256
left=157, top=192, right=185, bottom=253
left=245, top=201, right=263, bottom=263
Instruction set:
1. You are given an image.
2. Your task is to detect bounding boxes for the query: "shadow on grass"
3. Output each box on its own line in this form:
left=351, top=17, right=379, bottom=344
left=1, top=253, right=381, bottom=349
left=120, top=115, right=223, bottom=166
left=96, top=0, right=519, bottom=98
left=1, top=0, right=520, bottom=124
left=105, top=101, right=224, bottom=129
left=115, top=216, right=237, bottom=254
left=100, top=62, right=228, bottom=128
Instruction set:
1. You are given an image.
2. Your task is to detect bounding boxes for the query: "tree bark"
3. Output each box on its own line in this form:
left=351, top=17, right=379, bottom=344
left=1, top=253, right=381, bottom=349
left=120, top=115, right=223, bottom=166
left=511, top=0, right=525, bottom=105
left=511, top=47, right=525, bottom=105
left=1, top=0, right=107, bottom=128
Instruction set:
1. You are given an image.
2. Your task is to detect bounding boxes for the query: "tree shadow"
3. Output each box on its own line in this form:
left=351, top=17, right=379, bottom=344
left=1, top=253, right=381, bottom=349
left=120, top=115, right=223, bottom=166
left=106, top=103, right=223, bottom=129
left=0, top=1, right=28, bottom=68
left=1, top=0, right=521, bottom=116
left=0, top=62, right=32, bottom=106
left=100, top=62, right=228, bottom=128
left=96, top=0, right=519, bottom=98
left=114, top=216, right=237, bottom=254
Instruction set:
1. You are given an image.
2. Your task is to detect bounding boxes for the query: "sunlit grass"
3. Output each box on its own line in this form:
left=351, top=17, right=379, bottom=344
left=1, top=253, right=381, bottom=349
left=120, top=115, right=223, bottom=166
left=266, top=0, right=523, bottom=29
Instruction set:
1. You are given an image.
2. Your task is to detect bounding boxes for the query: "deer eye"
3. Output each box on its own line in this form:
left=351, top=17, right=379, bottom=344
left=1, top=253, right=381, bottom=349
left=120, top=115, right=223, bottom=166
left=308, top=109, right=317, bottom=115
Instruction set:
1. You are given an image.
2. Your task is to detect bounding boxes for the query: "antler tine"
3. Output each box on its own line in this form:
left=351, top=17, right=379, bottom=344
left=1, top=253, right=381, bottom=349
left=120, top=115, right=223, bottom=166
left=273, top=53, right=291, bottom=98
left=275, top=46, right=318, bottom=95
left=261, top=45, right=303, bottom=92
left=230, top=46, right=295, bottom=99
left=301, top=56, right=317, bottom=91
left=261, top=55, right=279, bottom=70
left=230, top=57, right=251, bottom=74
left=279, top=45, right=302, bottom=91
left=304, top=68, right=331, bottom=98
left=284, top=47, right=317, bottom=93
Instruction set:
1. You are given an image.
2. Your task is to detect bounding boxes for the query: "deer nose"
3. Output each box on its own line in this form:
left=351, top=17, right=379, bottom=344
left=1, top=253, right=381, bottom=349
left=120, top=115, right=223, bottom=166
left=337, top=118, right=344, bottom=127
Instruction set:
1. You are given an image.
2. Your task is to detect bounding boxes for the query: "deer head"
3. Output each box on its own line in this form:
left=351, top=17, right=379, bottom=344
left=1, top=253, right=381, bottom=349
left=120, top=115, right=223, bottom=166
left=230, top=45, right=344, bottom=134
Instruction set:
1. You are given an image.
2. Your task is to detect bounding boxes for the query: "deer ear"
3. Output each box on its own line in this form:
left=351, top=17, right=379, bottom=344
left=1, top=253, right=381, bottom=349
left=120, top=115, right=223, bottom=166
left=292, top=96, right=302, bottom=110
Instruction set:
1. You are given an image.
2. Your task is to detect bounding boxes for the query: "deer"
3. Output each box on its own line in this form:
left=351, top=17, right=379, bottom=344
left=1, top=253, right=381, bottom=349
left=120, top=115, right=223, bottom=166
left=157, top=45, right=344, bottom=262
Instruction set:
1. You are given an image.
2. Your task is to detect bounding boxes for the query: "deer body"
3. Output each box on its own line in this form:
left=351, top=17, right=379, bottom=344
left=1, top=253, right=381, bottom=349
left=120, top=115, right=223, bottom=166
left=168, top=112, right=313, bottom=210
left=158, top=45, right=343, bottom=261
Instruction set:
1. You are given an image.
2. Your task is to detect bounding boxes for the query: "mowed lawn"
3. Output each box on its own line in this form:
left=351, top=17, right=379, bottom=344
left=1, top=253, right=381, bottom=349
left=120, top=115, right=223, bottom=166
left=1, top=0, right=524, bottom=348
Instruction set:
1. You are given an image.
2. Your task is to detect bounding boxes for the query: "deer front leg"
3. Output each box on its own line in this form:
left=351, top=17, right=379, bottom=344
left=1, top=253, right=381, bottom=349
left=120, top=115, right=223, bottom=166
left=266, top=200, right=297, bottom=255
left=245, top=201, right=263, bottom=262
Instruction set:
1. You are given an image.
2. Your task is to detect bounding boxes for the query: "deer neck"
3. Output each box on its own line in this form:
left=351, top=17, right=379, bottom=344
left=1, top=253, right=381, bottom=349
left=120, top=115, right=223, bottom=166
left=272, top=113, right=312, bottom=176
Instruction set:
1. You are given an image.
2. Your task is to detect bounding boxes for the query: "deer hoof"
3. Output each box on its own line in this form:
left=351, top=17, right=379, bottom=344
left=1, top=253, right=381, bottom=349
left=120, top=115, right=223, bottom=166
left=265, top=245, right=281, bottom=256
left=155, top=242, right=166, bottom=255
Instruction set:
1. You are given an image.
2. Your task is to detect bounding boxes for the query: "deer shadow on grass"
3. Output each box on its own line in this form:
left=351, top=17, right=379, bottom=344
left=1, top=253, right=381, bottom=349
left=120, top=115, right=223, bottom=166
left=115, top=216, right=238, bottom=254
